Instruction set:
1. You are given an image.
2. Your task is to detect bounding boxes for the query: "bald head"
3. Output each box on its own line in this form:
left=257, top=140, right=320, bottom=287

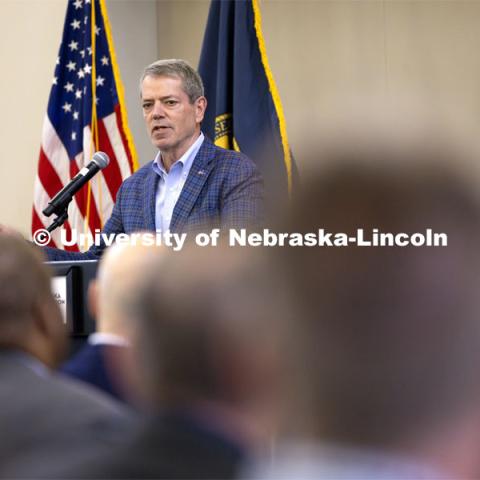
left=91, top=239, right=161, bottom=336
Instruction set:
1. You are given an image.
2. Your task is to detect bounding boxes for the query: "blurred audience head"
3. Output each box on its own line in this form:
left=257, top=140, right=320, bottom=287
left=0, top=236, right=67, bottom=368
left=85, top=237, right=162, bottom=402
left=89, top=236, right=160, bottom=338
left=128, top=243, right=290, bottom=446
left=278, top=114, right=480, bottom=476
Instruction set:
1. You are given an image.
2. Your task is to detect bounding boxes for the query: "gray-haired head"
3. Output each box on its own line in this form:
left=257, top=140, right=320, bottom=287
left=140, top=59, right=204, bottom=104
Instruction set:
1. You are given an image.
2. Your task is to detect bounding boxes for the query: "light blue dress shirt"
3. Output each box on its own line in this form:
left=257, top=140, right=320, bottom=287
left=152, top=133, right=204, bottom=232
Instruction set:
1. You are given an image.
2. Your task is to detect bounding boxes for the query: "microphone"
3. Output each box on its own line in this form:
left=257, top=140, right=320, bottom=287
left=43, top=152, right=110, bottom=217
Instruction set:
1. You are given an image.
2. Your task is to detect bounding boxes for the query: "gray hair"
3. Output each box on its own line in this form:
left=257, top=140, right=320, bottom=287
left=140, top=59, right=204, bottom=103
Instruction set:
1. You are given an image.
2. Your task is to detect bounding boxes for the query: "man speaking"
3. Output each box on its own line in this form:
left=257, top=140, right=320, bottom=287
left=2, top=59, right=264, bottom=260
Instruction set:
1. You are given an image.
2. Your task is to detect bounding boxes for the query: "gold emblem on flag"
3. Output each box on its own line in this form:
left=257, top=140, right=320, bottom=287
left=214, top=113, right=240, bottom=152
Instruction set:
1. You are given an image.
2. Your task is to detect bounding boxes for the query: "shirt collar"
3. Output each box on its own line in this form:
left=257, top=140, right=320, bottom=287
left=152, top=132, right=204, bottom=178
left=88, top=332, right=130, bottom=347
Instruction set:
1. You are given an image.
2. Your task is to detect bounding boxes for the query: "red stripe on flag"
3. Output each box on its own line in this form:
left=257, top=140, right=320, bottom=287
left=37, top=148, right=65, bottom=199
left=115, top=104, right=135, bottom=172
left=97, top=118, right=124, bottom=201
left=70, top=159, right=79, bottom=178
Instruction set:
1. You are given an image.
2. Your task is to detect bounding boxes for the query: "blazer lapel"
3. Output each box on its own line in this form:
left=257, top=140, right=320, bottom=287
left=170, top=138, right=216, bottom=232
left=143, top=165, right=158, bottom=231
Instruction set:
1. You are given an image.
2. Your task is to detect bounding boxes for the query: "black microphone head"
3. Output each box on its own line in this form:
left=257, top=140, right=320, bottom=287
left=92, top=151, right=110, bottom=169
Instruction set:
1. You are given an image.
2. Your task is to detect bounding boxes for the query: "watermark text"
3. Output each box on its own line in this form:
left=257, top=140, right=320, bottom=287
left=33, top=228, right=448, bottom=250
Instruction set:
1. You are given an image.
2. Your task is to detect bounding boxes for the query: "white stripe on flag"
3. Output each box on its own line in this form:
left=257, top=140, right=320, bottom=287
left=102, top=113, right=133, bottom=179
left=41, top=115, right=72, bottom=185
left=82, top=126, right=115, bottom=226
left=33, top=174, right=52, bottom=227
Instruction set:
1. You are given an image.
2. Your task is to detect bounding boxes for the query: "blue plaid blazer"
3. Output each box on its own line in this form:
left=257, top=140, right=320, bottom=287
left=45, top=137, right=264, bottom=260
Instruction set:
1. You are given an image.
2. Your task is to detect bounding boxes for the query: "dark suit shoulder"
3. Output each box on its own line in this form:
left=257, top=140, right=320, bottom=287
left=0, top=355, right=131, bottom=422
left=61, top=343, right=129, bottom=404
left=73, top=414, right=245, bottom=479
left=0, top=355, right=138, bottom=478
left=206, top=140, right=259, bottom=171
left=205, top=145, right=262, bottom=194
left=120, top=160, right=155, bottom=188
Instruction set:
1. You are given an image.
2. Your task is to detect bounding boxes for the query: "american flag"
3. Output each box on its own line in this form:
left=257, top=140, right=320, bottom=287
left=32, top=0, right=137, bottom=251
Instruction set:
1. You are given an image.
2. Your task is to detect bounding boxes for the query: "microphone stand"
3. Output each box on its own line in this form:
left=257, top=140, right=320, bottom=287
left=47, top=206, right=69, bottom=233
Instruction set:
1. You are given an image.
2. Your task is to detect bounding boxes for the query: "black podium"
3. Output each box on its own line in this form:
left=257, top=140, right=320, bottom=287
left=47, top=260, right=99, bottom=340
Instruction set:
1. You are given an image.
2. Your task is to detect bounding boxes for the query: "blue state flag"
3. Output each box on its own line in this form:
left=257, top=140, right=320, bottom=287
left=198, top=0, right=296, bottom=200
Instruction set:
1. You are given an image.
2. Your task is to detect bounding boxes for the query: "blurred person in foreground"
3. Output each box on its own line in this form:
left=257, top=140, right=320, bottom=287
left=0, top=236, right=134, bottom=479
left=71, top=243, right=289, bottom=479
left=61, top=238, right=159, bottom=405
left=248, top=114, right=480, bottom=479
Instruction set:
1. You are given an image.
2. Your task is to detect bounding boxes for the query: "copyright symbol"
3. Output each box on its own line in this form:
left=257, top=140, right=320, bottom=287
left=33, top=229, right=51, bottom=247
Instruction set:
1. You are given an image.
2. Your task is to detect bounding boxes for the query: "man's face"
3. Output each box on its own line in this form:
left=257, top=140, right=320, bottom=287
left=141, top=75, right=206, bottom=157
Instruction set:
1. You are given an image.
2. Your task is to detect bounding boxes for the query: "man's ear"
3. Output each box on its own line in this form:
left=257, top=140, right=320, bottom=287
left=30, top=297, right=67, bottom=368
left=117, top=327, right=150, bottom=409
left=195, top=96, right=207, bottom=123
left=87, top=279, right=99, bottom=319
left=31, top=299, right=50, bottom=338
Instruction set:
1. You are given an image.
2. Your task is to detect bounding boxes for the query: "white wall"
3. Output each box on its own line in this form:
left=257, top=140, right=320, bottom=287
left=0, top=0, right=66, bottom=236
left=156, top=0, right=209, bottom=64
left=260, top=0, right=480, bottom=157
left=106, top=0, right=157, bottom=165
left=155, top=0, right=480, bottom=160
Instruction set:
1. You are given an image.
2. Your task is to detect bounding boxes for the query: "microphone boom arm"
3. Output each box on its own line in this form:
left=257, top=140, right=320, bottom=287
left=46, top=208, right=69, bottom=233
